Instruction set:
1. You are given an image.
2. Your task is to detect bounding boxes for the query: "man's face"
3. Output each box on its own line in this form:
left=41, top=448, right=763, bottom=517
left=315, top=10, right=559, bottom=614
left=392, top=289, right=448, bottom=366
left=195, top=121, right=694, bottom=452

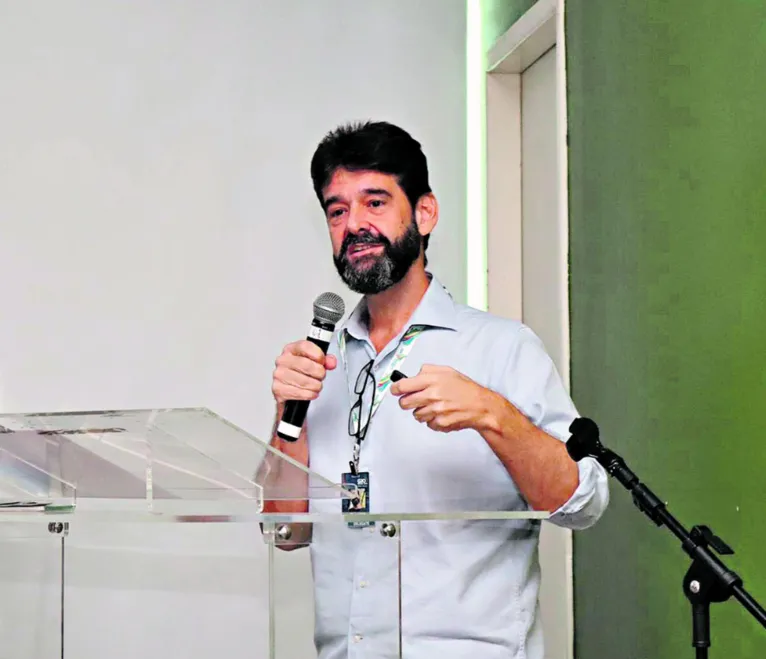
left=323, top=168, right=422, bottom=295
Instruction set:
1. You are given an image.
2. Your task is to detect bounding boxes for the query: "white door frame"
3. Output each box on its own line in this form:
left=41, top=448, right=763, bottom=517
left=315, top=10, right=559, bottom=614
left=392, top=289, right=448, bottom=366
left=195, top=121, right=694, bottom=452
left=485, top=0, right=573, bottom=657
left=486, top=0, right=569, bottom=362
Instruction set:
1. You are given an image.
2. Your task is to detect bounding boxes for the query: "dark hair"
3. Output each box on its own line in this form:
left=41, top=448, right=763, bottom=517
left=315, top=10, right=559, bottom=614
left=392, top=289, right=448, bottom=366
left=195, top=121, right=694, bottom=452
left=310, top=120, right=432, bottom=254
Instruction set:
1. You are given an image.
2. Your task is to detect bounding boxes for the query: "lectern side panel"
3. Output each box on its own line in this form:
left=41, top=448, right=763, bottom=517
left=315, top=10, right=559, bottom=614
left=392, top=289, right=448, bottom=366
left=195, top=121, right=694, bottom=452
left=0, top=531, right=62, bottom=659
left=267, top=522, right=317, bottom=659
left=60, top=521, right=273, bottom=659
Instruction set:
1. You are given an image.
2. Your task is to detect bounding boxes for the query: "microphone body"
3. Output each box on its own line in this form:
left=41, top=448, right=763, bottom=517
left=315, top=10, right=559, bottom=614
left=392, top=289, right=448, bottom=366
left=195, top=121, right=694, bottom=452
left=277, top=292, right=345, bottom=442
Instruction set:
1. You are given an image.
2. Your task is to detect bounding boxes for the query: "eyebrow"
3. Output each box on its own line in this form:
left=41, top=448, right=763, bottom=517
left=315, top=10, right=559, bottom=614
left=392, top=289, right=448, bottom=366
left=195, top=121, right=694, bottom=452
left=323, top=195, right=342, bottom=210
left=361, top=188, right=392, bottom=198
left=323, top=188, right=393, bottom=211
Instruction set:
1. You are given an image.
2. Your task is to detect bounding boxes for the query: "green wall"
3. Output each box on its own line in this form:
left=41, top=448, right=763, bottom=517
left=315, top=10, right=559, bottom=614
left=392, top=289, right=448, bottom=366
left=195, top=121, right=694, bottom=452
left=567, top=1, right=766, bottom=657
left=481, top=0, right=538, bottom=51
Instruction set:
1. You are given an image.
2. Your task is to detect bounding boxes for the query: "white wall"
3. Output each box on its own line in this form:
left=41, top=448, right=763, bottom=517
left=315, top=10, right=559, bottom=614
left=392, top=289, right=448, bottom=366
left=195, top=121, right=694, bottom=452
left=0, top=1, right=466, bottom=657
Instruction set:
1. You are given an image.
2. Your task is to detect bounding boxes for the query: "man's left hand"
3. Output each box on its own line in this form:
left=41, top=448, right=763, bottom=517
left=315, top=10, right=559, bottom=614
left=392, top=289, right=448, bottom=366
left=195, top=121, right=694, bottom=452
left=391, top=364, right=581, bottom=512
left=390, top=364, right=503, bottom=433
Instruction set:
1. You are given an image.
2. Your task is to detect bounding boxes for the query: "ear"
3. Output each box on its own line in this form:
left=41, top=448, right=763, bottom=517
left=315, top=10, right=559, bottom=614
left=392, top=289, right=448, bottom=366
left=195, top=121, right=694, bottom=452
left=414, top=192, right=438, bottom=239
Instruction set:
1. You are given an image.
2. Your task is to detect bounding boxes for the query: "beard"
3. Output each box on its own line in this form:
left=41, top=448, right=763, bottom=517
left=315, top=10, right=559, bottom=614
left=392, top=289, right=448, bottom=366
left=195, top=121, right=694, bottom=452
left=333, top=218, right=422, bottom=295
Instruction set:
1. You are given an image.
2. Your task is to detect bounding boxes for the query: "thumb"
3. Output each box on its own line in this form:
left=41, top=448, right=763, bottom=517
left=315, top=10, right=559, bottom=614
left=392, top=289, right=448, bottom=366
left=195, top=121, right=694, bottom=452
left=325, top=354, right=338, bottom=370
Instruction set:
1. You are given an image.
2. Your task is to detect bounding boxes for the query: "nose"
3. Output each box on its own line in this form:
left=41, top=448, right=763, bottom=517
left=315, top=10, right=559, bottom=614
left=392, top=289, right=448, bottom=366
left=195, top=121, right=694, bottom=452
left=346, top=204, right=371, bottom=234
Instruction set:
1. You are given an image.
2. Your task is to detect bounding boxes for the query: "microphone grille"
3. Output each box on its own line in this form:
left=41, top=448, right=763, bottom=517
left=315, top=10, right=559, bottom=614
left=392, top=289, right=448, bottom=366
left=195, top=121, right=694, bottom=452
left=313, top=292, right=345, bottom=325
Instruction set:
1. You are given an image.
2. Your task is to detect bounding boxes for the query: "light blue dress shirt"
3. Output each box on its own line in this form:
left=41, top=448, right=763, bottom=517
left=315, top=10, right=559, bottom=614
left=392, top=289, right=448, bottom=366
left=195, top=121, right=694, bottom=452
left=305, top=274, right=609, bottom=659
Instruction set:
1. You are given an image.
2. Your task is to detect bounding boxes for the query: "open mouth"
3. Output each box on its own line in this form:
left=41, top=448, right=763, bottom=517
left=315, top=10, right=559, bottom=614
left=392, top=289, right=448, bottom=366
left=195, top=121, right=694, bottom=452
left=348, top=243, right=383, bottom=258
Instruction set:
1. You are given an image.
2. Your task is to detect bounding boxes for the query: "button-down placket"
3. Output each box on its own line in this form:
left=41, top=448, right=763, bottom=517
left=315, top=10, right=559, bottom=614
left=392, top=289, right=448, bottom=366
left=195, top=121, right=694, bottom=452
left=345, top=518, right=402, bottom=657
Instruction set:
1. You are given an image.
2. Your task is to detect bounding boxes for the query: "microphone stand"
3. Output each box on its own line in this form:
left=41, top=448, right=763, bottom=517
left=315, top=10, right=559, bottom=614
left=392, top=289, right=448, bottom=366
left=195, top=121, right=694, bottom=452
left=566, top=417, right=766, bottom=658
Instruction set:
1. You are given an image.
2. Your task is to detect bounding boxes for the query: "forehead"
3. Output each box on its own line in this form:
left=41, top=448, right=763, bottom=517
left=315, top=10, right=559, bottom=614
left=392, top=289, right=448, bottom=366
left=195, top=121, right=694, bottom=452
left=323, top=168, right=401, bottom=201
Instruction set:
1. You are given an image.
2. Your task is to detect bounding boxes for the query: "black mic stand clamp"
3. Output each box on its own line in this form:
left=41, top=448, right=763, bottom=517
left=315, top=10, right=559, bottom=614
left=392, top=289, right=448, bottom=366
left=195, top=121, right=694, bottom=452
left=566, top=418, right=766, bottom=658
left=683, top=525, right=741, bottom=655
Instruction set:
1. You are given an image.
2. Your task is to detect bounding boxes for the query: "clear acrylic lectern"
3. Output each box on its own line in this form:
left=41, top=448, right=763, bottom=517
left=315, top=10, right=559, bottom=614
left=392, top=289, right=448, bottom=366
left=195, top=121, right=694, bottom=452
left=0, top=407, right=547, bottom=658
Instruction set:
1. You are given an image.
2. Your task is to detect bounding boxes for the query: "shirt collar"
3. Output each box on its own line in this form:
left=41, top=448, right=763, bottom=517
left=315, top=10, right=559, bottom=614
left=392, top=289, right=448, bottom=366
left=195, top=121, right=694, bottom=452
left=342, top=273, right=458, bottom=342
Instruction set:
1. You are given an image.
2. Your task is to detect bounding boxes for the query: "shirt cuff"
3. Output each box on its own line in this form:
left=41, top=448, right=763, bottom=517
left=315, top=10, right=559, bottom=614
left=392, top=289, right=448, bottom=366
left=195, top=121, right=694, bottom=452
left=547, top=456, right=610, bottom=530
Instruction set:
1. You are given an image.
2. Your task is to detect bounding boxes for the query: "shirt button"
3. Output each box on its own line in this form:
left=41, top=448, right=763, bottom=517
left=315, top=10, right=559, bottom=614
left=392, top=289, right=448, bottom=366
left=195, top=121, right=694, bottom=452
left=359, top=580, right=369, bottom=588
left=353, top=634, right=363, bottom=643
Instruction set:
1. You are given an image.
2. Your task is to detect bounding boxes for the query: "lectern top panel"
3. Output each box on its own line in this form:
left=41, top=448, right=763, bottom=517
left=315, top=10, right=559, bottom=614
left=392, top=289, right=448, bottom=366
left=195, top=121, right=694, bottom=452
left=0, top=407, right=347, bottom=518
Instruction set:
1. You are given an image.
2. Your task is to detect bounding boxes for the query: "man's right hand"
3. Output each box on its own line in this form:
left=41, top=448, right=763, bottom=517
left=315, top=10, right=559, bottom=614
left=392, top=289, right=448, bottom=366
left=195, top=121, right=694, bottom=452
left=272, top=340, right=337, bottom=404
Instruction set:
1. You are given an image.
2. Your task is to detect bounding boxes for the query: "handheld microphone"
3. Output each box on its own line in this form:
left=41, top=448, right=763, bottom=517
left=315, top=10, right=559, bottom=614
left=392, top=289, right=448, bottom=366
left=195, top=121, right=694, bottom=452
left=277, top=292, right=345, bottom=442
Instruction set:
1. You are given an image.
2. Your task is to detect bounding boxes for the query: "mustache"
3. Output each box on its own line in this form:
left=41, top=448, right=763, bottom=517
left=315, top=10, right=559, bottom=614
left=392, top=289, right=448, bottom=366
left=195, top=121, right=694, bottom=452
left=340, top=231, right=391, bottom=256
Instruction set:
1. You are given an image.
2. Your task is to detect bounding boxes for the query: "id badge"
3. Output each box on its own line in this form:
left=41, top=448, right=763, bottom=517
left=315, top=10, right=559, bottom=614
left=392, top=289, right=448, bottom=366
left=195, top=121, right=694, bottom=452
left=341, top=471, right=374, bottom=528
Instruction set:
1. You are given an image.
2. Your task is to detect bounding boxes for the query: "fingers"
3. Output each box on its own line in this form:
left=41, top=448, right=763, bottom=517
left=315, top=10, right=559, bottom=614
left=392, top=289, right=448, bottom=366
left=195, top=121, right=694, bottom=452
left=290, top=340, right=326, bottom=364
left=410, top=403, right=458, bottom=432
left=391, top=373, right=429, bottom=396
left=273, top=382, right=320, bottom=403
left=279, top=341, right=327, bottom=378
left=397, top=390, right=433, bottom=411
left=272, top=341, right=336, bottom=404
left=392, top=364, right=467, bottom=434
left=412, top=403, right=438, bottom=424
left=274, top=364, right=322, bottom=392
left=390, top=363, right=455, bottom=396
left=413, top=406, right=464, bottom=433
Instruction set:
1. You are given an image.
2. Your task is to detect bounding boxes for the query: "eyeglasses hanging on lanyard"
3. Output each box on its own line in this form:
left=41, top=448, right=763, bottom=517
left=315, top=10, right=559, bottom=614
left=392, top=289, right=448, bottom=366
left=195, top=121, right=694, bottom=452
left=340, top=324, right=428, bottom=475
left=348, top=358, right=375, bottom=475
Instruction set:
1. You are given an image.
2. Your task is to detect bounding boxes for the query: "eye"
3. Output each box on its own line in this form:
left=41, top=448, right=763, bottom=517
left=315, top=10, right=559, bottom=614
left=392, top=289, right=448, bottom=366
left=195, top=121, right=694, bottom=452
left=368, top=199, right=385, bottom=208
left=328, top=207, right=346, bottom=220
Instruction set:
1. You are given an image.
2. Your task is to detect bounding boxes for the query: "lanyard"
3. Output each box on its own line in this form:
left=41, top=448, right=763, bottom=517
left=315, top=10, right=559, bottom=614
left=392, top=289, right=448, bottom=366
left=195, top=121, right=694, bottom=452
left=339, top=324, right=427, bottom=472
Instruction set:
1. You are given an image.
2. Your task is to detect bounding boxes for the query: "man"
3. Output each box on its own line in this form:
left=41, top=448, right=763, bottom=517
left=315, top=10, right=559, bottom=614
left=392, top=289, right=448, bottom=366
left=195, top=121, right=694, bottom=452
left=269, top=121, right=609, bottom=658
